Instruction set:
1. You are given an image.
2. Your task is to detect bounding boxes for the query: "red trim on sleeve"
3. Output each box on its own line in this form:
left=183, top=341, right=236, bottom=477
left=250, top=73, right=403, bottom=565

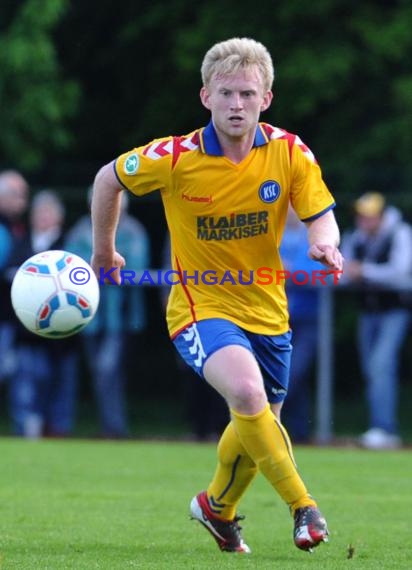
left=261, top=123, right=295, bottom=161
left=284, top=132, right=296, bottom=161
left=172, top=136, right=183, bottom=169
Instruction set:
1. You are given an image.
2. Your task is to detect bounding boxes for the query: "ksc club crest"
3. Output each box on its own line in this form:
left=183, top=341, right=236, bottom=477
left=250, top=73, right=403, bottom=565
left=124, top=153, right=139, bottom=175
left=258, top=180, right=281, bottom=203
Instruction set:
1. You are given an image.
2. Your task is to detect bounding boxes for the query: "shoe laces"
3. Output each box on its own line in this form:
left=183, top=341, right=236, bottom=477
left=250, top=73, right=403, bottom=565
left=295, top=506, right=318, bottom=527
left=218, top=513, right=246, bottom=541
left=232, top=514, right=245, bottom=528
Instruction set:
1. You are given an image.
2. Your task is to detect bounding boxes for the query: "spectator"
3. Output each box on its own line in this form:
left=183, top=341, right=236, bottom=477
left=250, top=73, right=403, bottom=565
left=66, top=190, right=150, bottom=438
left=0, top=170, right=30, bottom=383
left=0, top=220, right=12, bottom=270
left=0, top=170, right=29, bottom=239
left=280, top=207, right=322, bottom=443
left=341, top=192, right=412, bottom=449
left=7, top=189, right=79, bottom=438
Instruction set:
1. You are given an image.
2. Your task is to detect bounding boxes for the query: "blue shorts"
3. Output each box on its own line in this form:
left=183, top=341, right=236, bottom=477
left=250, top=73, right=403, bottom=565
left=173, top=318, right=292, bottom=404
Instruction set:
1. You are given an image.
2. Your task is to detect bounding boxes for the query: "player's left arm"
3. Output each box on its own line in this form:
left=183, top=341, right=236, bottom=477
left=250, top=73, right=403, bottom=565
left=305, top=210, right=344, bottom=274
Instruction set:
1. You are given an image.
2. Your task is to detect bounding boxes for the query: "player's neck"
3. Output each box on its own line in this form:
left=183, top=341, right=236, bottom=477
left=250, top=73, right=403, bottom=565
left=218, top=132, right=255, bottom=164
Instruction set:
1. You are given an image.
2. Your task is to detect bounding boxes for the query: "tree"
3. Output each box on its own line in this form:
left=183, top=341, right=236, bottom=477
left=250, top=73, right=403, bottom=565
left=168, top=0, right=412, bottom=193
left=3, top=0, right=412, bottom=196
left=0, top=0, right=79, bottom=171
left=54, top=0, right=412, bottom=194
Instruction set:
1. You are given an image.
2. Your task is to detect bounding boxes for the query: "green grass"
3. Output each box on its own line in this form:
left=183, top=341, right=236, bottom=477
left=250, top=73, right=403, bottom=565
left=0, top=439, right=411, bottom=569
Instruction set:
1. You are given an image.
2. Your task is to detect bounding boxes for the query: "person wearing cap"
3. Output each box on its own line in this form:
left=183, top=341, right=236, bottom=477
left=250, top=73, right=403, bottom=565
left=342, top=192, right=412, bottom=449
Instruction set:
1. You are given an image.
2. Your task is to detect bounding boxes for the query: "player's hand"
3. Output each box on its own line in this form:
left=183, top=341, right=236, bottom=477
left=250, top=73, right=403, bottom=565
left=91, top=251, right=126, bottom=285
left=308, top=244, right=344, bottom=279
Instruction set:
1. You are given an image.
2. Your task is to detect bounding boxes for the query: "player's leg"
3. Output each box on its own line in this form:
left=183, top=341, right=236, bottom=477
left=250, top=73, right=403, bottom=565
left=204, top=344, right=315, bottom=509
left=189, top=419, right=257, bottom=553
left=204, top=340, right=328, bottom=552
left=206, top=420, right=258, bottom=520
left=174, top=321, right=262, bottom=511
left=251, top=330, right=328, bottom=551
left=174, top=320, right=259, bottom=552
left=174, top=319, right=327, bottom=552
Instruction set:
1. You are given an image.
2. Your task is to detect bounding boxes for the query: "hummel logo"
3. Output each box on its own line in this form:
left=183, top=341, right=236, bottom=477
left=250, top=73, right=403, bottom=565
left=182, top=192, right=212, bottom=203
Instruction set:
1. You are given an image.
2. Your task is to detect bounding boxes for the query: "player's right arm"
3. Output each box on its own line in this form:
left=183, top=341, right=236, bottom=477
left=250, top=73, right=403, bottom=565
left=91, top=161, right=126, bottom=284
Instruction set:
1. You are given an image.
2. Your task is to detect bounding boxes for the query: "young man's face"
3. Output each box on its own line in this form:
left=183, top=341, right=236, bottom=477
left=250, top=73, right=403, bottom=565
left=200, top=66, right=273, bottom=141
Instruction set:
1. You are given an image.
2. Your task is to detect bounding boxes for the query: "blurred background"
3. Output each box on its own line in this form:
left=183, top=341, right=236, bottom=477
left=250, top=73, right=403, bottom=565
left=1, top=0, right=412, bottom=442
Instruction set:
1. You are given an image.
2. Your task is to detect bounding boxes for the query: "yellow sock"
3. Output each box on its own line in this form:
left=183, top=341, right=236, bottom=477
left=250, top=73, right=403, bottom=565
left=207, top=421, right=258, bottom=520
left=231, top=404, right=316, bottom=513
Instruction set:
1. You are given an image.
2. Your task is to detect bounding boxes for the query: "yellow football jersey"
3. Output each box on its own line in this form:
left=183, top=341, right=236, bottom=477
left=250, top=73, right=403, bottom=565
left=114, top=121, right=335, bottom=337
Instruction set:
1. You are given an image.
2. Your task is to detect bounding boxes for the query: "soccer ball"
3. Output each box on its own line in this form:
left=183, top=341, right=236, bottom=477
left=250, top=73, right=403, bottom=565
left=11, top=250, right=100, bottom=339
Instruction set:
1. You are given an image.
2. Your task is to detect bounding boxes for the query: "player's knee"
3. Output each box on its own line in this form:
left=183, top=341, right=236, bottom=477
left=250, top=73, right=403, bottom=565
left=229, top=378, right=266, bottom=414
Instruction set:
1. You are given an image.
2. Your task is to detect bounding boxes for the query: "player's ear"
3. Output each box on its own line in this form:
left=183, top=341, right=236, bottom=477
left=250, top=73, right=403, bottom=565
left=200, top=86, right=211, bottom=110
left=261, top=90, right=273, bottom=112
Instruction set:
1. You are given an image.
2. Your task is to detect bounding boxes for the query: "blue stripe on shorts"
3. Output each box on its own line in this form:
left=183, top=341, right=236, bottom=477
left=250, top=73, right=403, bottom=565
left=173, top=318, right=292, bottom=403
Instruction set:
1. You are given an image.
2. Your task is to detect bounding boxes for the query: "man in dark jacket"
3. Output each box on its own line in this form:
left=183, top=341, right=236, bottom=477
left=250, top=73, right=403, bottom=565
left=342, top=192, right=412, bottom=449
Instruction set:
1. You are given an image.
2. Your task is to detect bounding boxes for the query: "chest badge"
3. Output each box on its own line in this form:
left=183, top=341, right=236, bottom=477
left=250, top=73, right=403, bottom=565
left=259, top=180, right=281, bottom=203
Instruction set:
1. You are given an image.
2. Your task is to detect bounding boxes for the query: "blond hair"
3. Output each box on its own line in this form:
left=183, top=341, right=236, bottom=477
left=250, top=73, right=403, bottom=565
left=201, top=37, right=274, bottom=92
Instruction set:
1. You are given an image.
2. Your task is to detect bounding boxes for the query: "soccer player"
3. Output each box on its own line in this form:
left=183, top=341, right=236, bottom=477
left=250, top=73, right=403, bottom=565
left=90, top=37, right=343, bottom=554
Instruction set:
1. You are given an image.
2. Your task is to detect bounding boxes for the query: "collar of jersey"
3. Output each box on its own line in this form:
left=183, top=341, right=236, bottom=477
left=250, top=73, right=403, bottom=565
left=199, top=121, right=269, bottom=156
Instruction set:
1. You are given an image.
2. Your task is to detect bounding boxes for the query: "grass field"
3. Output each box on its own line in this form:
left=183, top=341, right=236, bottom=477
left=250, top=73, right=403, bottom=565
left=0, top=438, right=411, bottom=569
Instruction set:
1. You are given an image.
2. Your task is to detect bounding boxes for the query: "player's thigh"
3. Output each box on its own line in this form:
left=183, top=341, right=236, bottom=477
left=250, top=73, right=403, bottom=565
left=204, top=344, right=266, bottom=413
left=173, top=318, right=266, bottom=412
